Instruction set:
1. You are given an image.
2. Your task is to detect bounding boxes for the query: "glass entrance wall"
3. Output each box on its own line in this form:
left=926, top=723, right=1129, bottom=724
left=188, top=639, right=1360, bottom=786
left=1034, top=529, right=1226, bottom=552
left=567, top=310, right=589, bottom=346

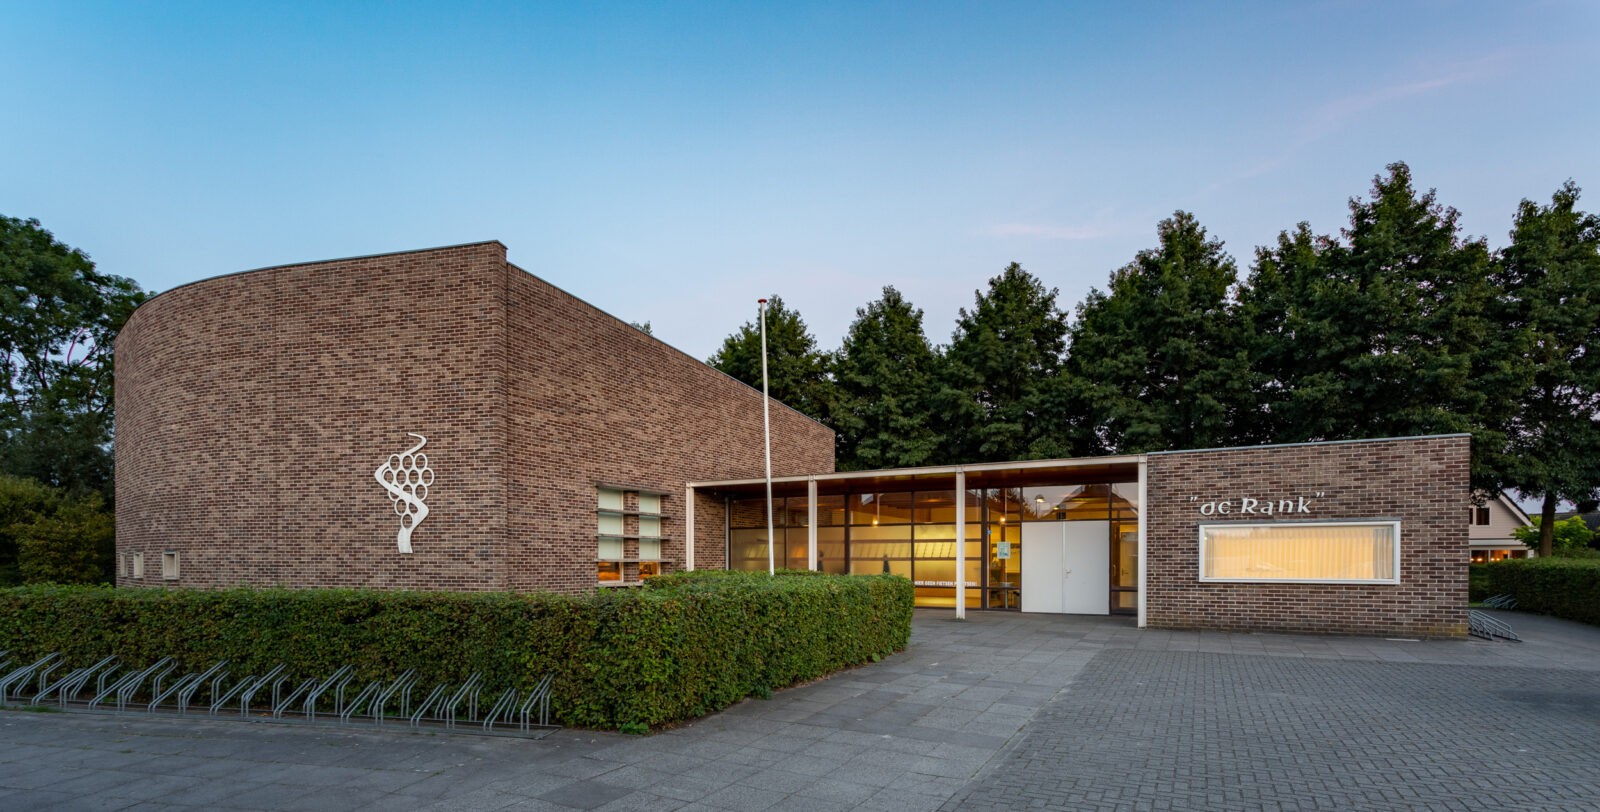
left=985, top=489, right=1022, bottom=609
left=723, top=477, right=1139, bottom=612
left=1110, top=482, right=1140, bottom=614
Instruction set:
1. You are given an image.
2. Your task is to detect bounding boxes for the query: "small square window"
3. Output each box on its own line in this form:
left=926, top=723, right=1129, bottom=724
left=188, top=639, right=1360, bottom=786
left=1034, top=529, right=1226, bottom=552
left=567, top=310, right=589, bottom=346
left=131, top=552, right=144, bottom=579
left=1473, top=507, right=1491, bottom=526
left=638, top=493, right=661, bottom=515
left=161, top=551, right=179, bottom=580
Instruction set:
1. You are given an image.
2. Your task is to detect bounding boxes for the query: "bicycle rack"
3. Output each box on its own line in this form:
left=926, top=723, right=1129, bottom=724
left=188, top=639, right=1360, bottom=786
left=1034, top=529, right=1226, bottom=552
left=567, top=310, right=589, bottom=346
left=2, top=653, right=558, bottom=739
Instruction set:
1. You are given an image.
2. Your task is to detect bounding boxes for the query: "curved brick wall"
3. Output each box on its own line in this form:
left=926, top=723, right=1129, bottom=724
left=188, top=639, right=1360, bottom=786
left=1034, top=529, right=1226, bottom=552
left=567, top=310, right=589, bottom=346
left=115, top=242, right=835, bottom=593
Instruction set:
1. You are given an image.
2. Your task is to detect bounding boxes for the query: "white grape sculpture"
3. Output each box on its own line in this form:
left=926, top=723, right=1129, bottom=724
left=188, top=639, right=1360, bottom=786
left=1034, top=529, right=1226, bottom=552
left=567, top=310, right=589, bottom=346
left=374, top=433, right=433, bottom=553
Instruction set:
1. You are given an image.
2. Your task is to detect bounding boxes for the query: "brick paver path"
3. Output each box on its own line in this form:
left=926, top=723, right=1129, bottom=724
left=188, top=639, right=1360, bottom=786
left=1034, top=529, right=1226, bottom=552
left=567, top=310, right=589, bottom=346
left=943, top=650, right=1600, bottom=811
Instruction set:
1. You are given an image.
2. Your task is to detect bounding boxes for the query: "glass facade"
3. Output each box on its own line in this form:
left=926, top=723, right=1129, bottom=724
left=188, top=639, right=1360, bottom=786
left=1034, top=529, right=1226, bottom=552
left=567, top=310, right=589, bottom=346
left=726, top=479, right=1140, bottom=613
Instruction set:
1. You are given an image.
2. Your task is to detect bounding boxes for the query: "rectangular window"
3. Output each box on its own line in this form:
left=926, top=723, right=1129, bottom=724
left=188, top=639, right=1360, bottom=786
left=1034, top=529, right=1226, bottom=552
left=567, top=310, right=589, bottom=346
left=1472, top=506, right=1491, bottom=526
left=1200, top=521, right=1399, bottom=584
left=117, top=554, right=127, bottom=578
left=161, top=551, right=180, bottom=580
left=131, top=552, right=144, bottom=579
left=597, top=486, right=668, bottom=584
left=638, top=515, right=660, bottom=539
left=638, top=493, right=661, bottom=515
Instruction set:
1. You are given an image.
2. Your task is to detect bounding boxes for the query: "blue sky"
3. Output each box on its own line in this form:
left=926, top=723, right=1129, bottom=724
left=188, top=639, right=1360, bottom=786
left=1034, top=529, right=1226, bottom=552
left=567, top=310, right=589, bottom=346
left=2, top=1, right=1597, bottom=361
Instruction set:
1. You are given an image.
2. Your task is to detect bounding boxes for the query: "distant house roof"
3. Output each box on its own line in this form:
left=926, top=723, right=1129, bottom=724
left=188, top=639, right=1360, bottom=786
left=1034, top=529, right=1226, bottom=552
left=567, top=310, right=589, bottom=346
left=1497, top=492, right=1532, bottom=526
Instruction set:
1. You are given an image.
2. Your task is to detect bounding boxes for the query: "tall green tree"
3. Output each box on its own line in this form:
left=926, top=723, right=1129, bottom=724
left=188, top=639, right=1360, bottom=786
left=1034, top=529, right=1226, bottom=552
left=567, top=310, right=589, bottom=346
left=708, top=295, right=834, bottom=423
left=0, top=216, right=146, bottom=500
left=1493, top=181, right=1600, bottom=556
left=938, top=263, right=1072, bottom=461
left=1238, top=163, right=1505, bottom=480
left=1065, top=212, right=1255, bottom=453
left=831, top=287, right=943, bottom=470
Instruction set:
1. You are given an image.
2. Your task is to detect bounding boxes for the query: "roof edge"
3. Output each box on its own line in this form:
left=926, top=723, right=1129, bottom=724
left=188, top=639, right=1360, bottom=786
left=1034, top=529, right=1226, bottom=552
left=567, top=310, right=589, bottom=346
left=1147, top=433, right=1473, bottom=457
left=128, top=240, right=508, bottom=313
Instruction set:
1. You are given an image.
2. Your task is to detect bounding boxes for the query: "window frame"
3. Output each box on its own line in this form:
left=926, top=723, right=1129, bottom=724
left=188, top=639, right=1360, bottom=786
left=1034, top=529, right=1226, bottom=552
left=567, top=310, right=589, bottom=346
left=1197, top=520, right=1401, bottom=585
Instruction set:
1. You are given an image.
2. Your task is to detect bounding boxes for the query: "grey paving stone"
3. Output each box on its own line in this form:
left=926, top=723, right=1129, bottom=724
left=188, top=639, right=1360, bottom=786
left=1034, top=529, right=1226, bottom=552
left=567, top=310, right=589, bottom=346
left=940, top=647, right=1600, bottom=811
left=7, top=609, right=1600, bottom=812
left=694, top=781, right=789, bottom=811
left=535, top=779, right=635, bottom=810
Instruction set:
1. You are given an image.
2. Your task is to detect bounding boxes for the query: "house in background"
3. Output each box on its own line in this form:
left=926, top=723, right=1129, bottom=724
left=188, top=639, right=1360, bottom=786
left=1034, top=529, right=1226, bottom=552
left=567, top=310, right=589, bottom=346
left=1469, top=491, right=1533, bottom=562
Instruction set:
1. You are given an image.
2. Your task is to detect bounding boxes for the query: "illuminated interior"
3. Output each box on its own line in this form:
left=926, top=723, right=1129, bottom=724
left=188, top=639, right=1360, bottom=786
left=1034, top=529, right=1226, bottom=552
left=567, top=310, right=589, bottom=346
left=1201, top=522, right=1398, bottom=582
left=724, top=479, right=1139, bottom=613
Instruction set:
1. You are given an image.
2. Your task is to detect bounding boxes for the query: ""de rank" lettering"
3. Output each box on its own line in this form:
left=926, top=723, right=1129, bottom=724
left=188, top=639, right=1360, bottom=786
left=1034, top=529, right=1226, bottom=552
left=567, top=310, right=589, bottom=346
left=1197, top=496, right=1316, bottom=516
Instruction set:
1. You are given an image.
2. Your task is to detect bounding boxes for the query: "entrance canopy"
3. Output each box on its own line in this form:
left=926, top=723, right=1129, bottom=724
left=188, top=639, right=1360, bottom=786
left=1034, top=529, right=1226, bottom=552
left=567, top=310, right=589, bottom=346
left=690, top=456, right=1141, bottom=499
left=688, top=455, right=1145, bottom=620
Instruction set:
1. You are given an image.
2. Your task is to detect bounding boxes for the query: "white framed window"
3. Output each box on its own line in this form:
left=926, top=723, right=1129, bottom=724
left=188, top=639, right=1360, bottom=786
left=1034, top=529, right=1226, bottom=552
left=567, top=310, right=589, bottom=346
left=161, top=551, right=180, bottom=580
left=131, top=552, right=144, bottom=579
left=1199, top=521, right=1400, bottom=584
left=117, top=554, right=128, bottom=578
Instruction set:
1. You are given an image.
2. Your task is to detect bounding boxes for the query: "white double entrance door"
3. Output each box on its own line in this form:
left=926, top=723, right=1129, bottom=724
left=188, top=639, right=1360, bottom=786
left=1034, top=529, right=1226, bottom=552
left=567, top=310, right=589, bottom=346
left=1019, top=521, right=1110, bottom=615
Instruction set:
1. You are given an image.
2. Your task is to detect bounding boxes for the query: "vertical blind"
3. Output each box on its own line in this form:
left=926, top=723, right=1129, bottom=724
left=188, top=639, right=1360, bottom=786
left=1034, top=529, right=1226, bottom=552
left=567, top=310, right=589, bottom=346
left=1202, top=523, right=1397, bottom=582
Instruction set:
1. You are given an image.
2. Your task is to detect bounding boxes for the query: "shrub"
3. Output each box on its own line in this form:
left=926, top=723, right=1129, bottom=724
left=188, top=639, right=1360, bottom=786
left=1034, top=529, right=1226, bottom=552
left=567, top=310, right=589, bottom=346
left=0, top=475, right=115, bottom=586
left=0, top=475, right=61, bottom=586
left=1468, top=563, right=1489, bottom=602
left=1481, top=557, right=1600, bottom=626
left=0, top=571, right=914, bottom=729
left=15, top=492, right=114, bottom=585
left=1511, top=515, right=1596, bottom=553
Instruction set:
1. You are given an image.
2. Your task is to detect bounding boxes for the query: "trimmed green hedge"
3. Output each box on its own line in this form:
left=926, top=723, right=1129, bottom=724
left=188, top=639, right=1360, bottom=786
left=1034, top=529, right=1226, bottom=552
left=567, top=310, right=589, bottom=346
left=1468, top=563, right=1489, bottom=602
left=1481, top=557, right=1600, bottom=626
left=0, top=571, right=913, bottom=729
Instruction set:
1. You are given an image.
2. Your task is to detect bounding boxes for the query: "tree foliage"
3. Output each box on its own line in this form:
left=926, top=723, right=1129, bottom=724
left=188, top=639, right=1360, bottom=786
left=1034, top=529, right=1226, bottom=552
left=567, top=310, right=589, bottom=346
left=1239, top=164, right=1502, bottom=458
left=0, top=216, right=145, bottom=499
left=1493, top=181, right=1600, bottom=555
left=15, top=490, right=114, bottom=584
left=707, top=295, right=835, bottom=424
left=937, top=263, right=1071, bottom=461
left=0, top=474, right=112, bottom=585
left=1066, top=212, right=1254, bottom=453
left=1512, top=515, right=1596, bottom=554
left=831, top=287, right=944, bottom=470
left=694, top=162, right=1599, bottom=517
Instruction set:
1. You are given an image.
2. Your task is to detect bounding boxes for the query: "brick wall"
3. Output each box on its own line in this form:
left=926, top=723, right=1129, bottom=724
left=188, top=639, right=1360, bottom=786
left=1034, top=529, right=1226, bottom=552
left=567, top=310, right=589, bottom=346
left=500, top=262, right=834, bottom=593
left=115, top=243, right=835, bottom=594
left=1143, top=435, right=1469, bottom=637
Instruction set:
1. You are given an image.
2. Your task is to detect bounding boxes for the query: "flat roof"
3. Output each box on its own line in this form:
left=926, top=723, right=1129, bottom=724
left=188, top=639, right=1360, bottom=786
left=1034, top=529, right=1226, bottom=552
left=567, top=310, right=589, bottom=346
left=690, top=455, right=1143, bottom=498
left=690, top=434, right=1471, bottom=499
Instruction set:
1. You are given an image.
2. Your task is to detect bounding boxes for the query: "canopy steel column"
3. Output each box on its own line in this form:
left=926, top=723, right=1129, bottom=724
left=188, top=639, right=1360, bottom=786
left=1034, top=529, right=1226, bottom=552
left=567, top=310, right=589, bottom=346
left=684, top=486, right=695, bottom=571
left=1137, top=457, right=1148, bottom=628
left=807, top=479, right=818, bottom=571
left=955, top=469, right=966, bottom=620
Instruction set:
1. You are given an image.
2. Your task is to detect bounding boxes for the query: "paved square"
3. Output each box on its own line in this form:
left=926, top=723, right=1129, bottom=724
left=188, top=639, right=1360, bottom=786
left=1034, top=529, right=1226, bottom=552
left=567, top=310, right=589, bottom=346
left=3, top=609, right=1598, bottom=810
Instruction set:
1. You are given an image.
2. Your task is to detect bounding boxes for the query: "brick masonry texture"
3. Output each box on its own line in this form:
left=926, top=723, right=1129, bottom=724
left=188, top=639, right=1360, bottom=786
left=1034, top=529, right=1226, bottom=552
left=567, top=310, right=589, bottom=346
left=114, top=242, right=835, bottom=594
left=1144, top=435, right=1469, bottom=637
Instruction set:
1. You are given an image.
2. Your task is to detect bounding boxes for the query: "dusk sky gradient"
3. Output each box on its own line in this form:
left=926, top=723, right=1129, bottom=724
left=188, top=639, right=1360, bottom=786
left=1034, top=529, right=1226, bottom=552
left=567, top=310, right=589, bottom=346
left=3, top=1, right=1597, bottom=361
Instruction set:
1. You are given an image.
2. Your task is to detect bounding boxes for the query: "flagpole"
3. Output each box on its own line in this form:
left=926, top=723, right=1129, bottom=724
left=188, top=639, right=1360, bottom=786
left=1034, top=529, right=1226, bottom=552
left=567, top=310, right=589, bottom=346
left=759, top=298, right=775, bottom=576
